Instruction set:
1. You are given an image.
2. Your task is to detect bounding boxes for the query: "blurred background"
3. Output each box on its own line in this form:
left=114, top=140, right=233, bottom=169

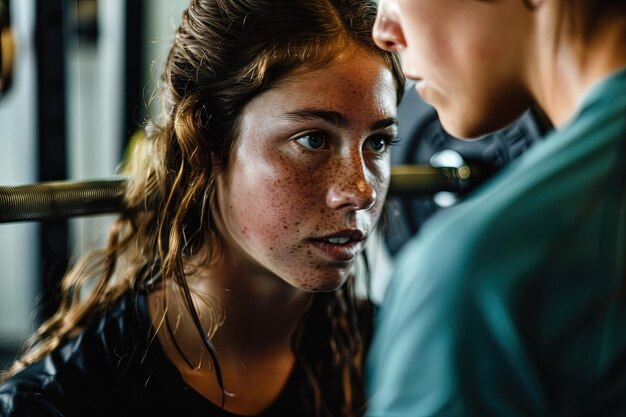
left=0, top=0, right=188, bottom=368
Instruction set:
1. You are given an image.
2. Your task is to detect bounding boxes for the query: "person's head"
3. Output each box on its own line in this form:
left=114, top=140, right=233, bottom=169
left=128, top=0, right=404, bottom=292
left=372, top=0, right=626, bottom=138
left=216, top=48, right=400, bottom=292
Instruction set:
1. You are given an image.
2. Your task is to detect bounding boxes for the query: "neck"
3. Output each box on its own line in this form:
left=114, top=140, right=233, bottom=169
left=149, top=249, right=314, bottom=367
left=147, top=253, right=315, bottom=414
left=531, top=13, right=626, bottom=126
left=193, top=253, right=314, bottom=359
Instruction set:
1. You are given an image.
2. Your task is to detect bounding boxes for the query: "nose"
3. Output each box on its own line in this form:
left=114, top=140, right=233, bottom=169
left=372, top=0, right=406, bottom=52
left=326, top=159, right=377, bottom=213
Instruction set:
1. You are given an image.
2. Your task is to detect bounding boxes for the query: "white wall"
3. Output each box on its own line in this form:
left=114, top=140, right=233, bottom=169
left=68, top=0, right=188, bottom=259
left=67, top=0, right=125, bottom=258
left=143, top=0, right=186, bottom=120
left=0, top=0, right=38, bottom=342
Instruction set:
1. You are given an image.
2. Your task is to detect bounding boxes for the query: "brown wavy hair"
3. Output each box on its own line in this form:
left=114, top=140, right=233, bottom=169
left=1, top=0, right=404, bottom=415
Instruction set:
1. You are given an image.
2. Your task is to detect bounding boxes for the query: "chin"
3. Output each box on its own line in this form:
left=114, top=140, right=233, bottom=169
left=439, top=108, right=526, bottom=140
left=294, top=274, right=348, bottom=293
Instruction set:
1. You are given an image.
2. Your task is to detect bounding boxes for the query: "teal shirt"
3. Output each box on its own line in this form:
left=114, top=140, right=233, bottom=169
left=367, top=68, right=626, bottom=417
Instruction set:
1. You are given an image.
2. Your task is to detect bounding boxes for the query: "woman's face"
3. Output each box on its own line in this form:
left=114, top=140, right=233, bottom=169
left=216, top=48, right=398, bottom=292
left=373, top=0, right=534, bottom=138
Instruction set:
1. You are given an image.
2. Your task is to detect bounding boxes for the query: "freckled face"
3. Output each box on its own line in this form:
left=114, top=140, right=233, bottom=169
left=216, top=48, right=398, bottom=292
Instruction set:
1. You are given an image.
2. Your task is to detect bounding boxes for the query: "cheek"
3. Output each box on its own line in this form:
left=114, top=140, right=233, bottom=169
left=400, top=4, right=450, bottom=66
left=372, top=163, right=391, bottom=215
left=230, top=160, right=320, bottom=243
left=369, top=153, right=391, bottom=188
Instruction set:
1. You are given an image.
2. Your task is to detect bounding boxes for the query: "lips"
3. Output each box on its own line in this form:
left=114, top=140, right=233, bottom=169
left=309, top=230, right=366, bottom=262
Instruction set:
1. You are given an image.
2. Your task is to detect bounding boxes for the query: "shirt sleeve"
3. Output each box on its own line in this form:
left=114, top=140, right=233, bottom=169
left=0, top=366, right=68, bottom=417
left=2, top=392, right=66, bottom=417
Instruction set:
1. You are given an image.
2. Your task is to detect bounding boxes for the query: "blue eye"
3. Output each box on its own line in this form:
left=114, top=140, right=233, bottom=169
left=296, top=133, right=327, bottom=150
left=365, top=136, right=398, bottom=153
left=369, top=137, right=387, bottom=152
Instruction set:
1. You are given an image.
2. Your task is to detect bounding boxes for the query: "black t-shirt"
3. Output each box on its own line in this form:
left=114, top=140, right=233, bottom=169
left=0, top=291, right=307, bottom=417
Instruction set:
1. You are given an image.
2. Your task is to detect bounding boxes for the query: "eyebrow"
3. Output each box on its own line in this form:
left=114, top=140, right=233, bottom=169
left=284, top=109, right=398, bottom=131
left=371, top=117, right=398, bottom=131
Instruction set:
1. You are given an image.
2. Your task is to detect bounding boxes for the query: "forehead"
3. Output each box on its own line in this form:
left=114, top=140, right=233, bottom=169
left=242, top=50, right=398, bottom=123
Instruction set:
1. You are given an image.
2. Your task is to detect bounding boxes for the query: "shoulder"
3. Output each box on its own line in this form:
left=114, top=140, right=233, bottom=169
left=378, top=114, right=601, bottom=323
left=0, top=291, right=150, bottom=416
left=0, top=358, right=71, bottom=417
left=374, top=91, right=626, bottom=366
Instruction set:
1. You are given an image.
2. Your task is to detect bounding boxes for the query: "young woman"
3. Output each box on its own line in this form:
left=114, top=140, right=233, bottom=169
left=0, top=1, right=404, bottom=416
left=368, top=0, right=626, bottom=416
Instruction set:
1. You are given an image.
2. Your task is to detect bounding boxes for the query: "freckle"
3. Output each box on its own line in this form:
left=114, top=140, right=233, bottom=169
left=283, top=225, right=288, bottom=230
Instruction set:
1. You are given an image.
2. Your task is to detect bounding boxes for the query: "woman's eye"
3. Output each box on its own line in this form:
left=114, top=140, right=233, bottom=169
left=369, top=137, right=387, bottom=152
left=295, top=133, right=327, bottom=150
left=365, top=136, right=397, bottom=153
